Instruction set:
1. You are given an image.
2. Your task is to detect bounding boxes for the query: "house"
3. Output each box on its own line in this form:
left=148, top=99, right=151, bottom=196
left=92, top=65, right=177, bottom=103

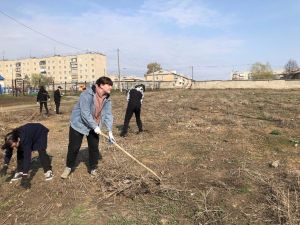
left=144, top=70, right=190, bottom=84
left=283, top=69, right=300, bottom=79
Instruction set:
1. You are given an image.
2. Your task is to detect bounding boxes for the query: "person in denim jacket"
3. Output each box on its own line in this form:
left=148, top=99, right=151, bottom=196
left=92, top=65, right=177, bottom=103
left=61, top=77, right=115, bottom=178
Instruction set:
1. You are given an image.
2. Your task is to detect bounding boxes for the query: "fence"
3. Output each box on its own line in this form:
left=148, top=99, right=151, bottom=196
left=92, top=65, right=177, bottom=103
left=1, top=79, right=300, bottom=96
left=0, top=80, right=162, bottom=96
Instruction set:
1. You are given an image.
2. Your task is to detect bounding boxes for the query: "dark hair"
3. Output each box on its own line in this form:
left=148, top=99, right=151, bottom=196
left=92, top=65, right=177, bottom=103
left=95, top=77, right=113, bottom=87
left=39, top=86, right=46, bottom=92
left=1, top=129, right=19, bottom=150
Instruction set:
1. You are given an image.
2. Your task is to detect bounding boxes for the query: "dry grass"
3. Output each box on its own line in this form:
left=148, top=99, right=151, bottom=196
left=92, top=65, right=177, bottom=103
left=0, top=89, right=299, bottom=224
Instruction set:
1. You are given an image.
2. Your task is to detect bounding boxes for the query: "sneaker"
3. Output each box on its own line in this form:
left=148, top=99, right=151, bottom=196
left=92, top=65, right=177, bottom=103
left=11, top=172, right=23, bottom=181
left=61, top=167, right=71, bottom=179
left=45, top=170, right=54, bottom=181
left=90, top=169, right=98, bottom=177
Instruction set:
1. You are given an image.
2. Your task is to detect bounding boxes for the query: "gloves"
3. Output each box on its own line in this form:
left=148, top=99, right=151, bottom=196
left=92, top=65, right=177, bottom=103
left=108, top=131, right=116, bottom=144
left=0, top=164, right=8, bottom=177
left=94, top=126, right=101, bottom=135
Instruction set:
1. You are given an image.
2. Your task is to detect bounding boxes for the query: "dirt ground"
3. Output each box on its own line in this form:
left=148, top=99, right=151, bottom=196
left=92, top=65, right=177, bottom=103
left=0, top=89, right=299, bottom=225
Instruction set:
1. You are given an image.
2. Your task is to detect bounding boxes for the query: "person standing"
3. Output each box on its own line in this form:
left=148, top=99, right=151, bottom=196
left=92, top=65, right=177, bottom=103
left=37, top=86, right=50, bottom=114
left=1, top=123, right=53, bottom=181
left=120, top=84, right=145, bottom=137
left=61, top=77, right=116, bottom=179
left=54, top=86, right=63, bottom=114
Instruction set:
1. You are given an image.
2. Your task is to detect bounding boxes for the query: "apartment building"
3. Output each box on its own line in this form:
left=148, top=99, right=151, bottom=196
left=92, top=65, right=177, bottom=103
left=0, top=52, right=106, bottom=87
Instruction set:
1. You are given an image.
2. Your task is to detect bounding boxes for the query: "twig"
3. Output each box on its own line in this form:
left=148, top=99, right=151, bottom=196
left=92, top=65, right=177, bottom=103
left=97, top=184, right=133, bottom=204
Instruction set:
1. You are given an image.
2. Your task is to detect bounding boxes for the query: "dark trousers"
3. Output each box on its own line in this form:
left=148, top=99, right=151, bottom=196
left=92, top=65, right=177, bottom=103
left=55, top=101, right=60, bottom=114
left=39, top=102, right=49, bottom=114
left=66, top=126, right=100, bottom=170
left=17, top=149, right=52, bottom=173
left=122, top=105, right=143, bottom=133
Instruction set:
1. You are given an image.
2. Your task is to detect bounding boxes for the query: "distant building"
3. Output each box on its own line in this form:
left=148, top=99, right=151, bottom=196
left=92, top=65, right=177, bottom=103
left=108, top=75, right=145, bottom=82
left=0, top=52, right=106, bottom=87
left=231, top=71, right=251, bottom=80
left=282, top=69, right=300, bottom=79
left=232, top=69, right=286, bottom=80
left=144, top=70, right=190, bottom=84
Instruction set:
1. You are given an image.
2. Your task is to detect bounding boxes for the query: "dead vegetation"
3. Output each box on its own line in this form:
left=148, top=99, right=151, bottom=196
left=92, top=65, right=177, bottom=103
left=0, top=89, right=299, bottom=224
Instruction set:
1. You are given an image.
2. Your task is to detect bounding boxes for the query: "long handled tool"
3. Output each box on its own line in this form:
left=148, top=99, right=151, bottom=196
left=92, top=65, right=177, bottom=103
left=100, top=133, right=161, bottom=181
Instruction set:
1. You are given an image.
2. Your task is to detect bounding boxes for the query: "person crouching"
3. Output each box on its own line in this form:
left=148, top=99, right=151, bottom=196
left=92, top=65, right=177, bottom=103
left=1, top=123, right=53, bottom=181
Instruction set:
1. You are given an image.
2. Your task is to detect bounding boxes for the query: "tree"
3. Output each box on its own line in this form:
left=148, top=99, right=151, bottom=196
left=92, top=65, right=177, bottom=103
left=250, top=62, right=275, bottom=80
left=30, top=73, right=54, bottom=88
left=146, top=62, right=162, bottom=74
left=284, top=59, right=299, bottom=77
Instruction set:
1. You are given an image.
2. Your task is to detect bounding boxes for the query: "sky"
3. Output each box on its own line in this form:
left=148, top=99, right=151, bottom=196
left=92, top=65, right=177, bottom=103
left=1, top=0, right=300, bottom=80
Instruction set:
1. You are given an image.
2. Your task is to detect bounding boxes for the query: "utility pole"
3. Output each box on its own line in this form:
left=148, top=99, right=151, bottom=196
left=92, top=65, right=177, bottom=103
left=152, top=67, right=154, bottom=90
left=117, top=48, right=121, bottom=91
left=191, top=66, right=194, bottom=80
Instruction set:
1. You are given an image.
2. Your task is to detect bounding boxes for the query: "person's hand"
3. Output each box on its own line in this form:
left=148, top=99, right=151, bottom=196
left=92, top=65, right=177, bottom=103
left=94, top=126, right=101, bottom=135
left=108, top=131, right=116, bottom=144
left=0, top=164, right=8, bottom=177
left=48, top=98, right=51, bottom=102
left=22, top=173, right=29, bottom=178
left=36, top=102, right=39, bottom=105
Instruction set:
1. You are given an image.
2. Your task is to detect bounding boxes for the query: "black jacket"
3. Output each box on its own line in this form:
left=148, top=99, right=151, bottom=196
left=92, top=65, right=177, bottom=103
left=54, top=89, right=61, bottom=102
left=127, top=88, right=144, bottom=107
left=4, top=123, right=49, bottom=173
left=37, top=90, right=50, bottom=102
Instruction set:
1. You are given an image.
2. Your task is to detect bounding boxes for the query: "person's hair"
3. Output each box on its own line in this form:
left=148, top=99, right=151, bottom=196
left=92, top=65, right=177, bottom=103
left=1, top=129, right=19, bottom=150
left=39, top=86, right=46, bottom=92
left=95, top=77, right=113, bottom=87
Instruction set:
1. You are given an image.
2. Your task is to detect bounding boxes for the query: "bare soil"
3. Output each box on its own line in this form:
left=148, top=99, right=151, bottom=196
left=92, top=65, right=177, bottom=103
left=0, top=89, right=299, bottom=225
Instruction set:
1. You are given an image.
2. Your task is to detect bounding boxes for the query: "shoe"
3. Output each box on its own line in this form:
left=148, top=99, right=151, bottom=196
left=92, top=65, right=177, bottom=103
left=136, top=129, right=143, bottom=134
left=45, top=170, right=54, bottom=181
left=11, top=172, right=23, bottom=181
left=61, top=167, right=71, bottom=179
left=90, top=169, right=98, bottom=177
left=120, top=131, right=127, bottom=137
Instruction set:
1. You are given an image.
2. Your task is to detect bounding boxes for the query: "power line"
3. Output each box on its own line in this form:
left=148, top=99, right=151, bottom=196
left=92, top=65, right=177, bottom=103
left=0, top=9, right=83, bottom=51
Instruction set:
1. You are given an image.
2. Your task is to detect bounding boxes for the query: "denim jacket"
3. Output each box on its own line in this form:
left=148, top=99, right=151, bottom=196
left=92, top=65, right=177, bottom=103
left=70, top=86, right=113, bottom=135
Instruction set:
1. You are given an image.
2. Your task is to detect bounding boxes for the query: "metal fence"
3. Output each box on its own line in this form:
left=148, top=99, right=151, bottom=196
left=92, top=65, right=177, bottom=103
left=0, top=80, right=162, bottom=96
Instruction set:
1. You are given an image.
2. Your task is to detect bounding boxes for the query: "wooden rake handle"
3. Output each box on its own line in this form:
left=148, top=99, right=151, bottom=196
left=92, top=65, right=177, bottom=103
left=100, top=133, right=161, bottom=181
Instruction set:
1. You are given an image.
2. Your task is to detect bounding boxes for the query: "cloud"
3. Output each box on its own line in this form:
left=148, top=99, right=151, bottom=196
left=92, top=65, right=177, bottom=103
left=0, top=2, right=242, bottom=80
left=140, top=0, right=233, bottom=28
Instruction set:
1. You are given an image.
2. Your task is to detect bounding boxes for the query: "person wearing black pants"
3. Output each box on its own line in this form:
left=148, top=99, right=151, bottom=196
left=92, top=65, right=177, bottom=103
left=120, top=84, right=145, bottom=137
left=66, top=126, right=100, bottom=170
left=61, top=77, right=116, bottom=179
left=37, top=86, right=50, bottom=114
left=54, top=86, right=63, bottom=114
left=1, top=123, right=53, bottom=181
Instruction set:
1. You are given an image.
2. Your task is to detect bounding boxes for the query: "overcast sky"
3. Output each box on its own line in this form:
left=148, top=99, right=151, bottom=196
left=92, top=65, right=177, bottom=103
left=1, top=0, right=300, bottom=80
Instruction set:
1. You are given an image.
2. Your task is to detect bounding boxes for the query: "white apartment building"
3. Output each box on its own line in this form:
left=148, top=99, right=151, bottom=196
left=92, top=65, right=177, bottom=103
left=0, top=52, right=106, bottom=87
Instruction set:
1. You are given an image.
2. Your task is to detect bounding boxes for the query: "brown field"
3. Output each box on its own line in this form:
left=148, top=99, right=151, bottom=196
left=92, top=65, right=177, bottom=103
left=0, top=89, right=299, bottom=225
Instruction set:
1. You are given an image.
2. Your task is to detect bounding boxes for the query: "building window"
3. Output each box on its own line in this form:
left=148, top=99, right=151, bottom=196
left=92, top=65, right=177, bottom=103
left=53, top=66, right=55, bottom=69
left=91, top=58, right=94, bottom=61
left=92, top=69, right=94, bottom=72
left=64, top=77, right=67, bottom=79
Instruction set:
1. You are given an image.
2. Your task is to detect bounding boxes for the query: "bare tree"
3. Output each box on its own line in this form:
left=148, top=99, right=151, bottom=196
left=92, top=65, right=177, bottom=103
left=146, top=62, right=162, bottom=74
left=284, top=59, right=299, bottom=79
